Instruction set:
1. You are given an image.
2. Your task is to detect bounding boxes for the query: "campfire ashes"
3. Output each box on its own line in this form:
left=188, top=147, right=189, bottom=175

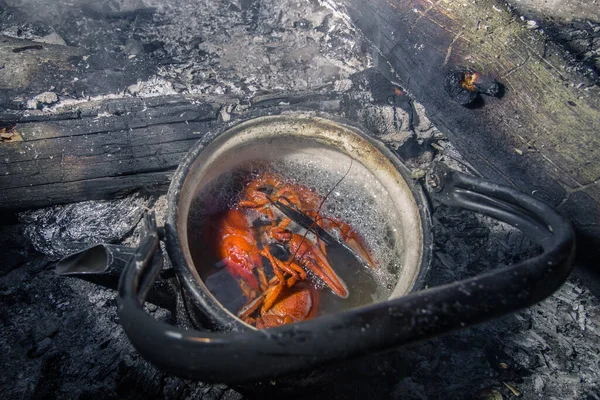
left=0, top=0, right=599, bottom=399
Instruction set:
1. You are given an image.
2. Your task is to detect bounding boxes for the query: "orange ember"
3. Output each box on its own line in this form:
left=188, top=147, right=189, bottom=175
left=460, top=71, right=480, bottom=92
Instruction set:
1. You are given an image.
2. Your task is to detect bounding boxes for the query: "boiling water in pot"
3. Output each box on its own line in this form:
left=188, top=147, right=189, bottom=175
left=188, top=154, right=405, bottom=327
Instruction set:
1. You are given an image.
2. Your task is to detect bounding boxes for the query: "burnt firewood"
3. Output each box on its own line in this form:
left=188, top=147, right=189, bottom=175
left=445, top=67, right=500, bottom=106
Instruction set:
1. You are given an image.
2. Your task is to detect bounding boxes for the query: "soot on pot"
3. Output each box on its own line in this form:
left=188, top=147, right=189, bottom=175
left=187, top=158, right=404, bottom=329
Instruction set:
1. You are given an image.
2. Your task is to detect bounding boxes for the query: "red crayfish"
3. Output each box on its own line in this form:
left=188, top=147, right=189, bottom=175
left=205, top=168, right=375, bottom=329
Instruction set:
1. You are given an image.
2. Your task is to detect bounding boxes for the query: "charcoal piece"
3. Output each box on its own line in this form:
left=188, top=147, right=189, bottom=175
left=445, top=67, right=500, bottom=105
left=445, top=68, right=479, bottom=105
left=19, top=194, right=149, bottom=260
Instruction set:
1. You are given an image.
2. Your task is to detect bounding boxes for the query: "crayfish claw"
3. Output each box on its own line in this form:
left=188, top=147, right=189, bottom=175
left=325, top=219, right=376, bottom=269
left=345, top=235, right=376, bottom=269
left=291, top=235, right=349, bottom=299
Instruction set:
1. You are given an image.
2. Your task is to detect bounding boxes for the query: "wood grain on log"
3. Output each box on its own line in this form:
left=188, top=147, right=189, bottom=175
left=0, top=90, right=350, bottom=210
left=345, top=0, right=600, bottom=249
left=0, top=95, right=233, bottom=209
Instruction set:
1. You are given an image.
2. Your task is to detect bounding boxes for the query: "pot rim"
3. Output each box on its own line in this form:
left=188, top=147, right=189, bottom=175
left=165, top=111, right=433, bottom=332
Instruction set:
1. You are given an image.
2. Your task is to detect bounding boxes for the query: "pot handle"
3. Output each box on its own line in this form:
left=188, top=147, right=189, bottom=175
left=117, top=165, right=575, bottom=384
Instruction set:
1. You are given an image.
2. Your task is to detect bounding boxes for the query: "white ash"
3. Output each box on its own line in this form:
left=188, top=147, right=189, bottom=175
left=1, top=0, right=371, bottom=107
left=109, top=0, right=372, bottom=99
left=26, top=91, right=60, bottom=110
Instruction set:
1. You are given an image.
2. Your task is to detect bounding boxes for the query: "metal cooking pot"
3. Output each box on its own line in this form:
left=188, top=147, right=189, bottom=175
left=56, top=113, right=575, bottom=384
